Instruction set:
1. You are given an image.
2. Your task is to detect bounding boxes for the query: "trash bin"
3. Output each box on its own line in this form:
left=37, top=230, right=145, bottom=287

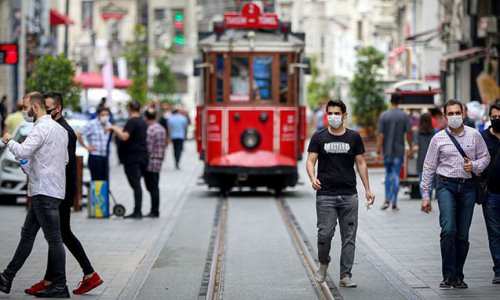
left=88, top=180, right=109, bottom=218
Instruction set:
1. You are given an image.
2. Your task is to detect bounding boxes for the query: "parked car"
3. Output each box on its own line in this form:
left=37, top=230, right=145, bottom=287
left=0, top=120, right=90, bottom=204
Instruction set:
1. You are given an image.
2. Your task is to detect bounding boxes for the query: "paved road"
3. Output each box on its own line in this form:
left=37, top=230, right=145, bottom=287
left=0, top=141, right=498, bottom=299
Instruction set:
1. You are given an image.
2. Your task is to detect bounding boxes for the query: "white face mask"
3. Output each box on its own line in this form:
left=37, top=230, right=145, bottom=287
left=22, top=106, right=34, bottom=123
left=447, top=115, right=463, bottom=129
left=327, top=114, right=343, bottom=129
left=100, top=116, right=110, bottom=125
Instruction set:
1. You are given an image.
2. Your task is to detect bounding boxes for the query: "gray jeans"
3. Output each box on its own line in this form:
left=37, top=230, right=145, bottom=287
left=316, top=194, right=358, bottom=279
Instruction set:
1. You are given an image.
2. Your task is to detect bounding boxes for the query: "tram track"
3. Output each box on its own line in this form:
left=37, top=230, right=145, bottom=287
left=199, top=194, right=342, bottom=300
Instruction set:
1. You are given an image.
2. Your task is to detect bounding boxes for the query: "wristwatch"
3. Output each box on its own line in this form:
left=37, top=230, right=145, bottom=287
left=2, top=138, right=11, bottom=145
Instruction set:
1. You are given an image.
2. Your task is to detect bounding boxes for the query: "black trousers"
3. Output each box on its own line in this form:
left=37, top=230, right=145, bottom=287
left=124, top=162, right=146, bottom=214
left=44, top=199, right=94, bottom=281
left=88, top=154, right=109, bottom=181
left=144, top=171, right=160, bottom=215
left=172, top=139, right=184, bottom=167
left=3, top=195, right=66, bottom=286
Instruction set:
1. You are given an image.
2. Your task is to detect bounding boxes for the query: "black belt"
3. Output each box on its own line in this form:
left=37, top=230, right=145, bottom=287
left=439, top=175, right=474, bottom=183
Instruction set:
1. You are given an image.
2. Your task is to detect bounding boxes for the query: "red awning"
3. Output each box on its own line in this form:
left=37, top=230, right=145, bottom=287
left=50, top=9, right=74, bottom=26
left=75, top=72, right=132, bottom=89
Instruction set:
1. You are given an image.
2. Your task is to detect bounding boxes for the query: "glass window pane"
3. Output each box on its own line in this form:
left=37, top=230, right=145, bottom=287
left=216, top=54, right=224, bottom=103
left=254, top=56, right=273, bottom=101
left=279, top=55, right=288, bottom=103
left=230, top=57, right=251, bottom=102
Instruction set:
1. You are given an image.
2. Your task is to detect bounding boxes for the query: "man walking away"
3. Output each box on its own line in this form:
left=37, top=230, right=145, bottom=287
left=480, top=102, right=500, bottom=284
left=76, top=107, right=112, bottom=180
left=168, top=108, right=188, bottom=169
left=0, top=92, right=69, bottom=298
left=108, top=100, right=148, bottom=219
left=377, top=93, right=412, bottom=210
left=21, top=92, right=103, bottom=296
left=307, top=99, right=375, bottom=288
left=144, top=108, right=167, bottom=218
left=421, top=99, right=490, bottom=289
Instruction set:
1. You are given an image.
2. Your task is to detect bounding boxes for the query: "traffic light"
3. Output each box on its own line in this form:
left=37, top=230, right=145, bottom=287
left=172, top=9, right=185, bottom=46
left=0, top=43, right=18, bottom=65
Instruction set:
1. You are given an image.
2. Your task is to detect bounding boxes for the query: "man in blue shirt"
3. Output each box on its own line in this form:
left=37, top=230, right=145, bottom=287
left=168, top=109, right=188, bottom=169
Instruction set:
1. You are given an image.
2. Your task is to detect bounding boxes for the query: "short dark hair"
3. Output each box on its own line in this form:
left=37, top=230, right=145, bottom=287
left=97, top=106, right=111, bottom=115
left=443, top=99, right=463, bottom=115
left=128, top=100, right=141, bottom=112
left=325, top=99, right=346, bottom=114
left=144, top=108, right=157, bottom=120
left=489, top=102, right=500, bottom=117
left=390, top=93, right=403, bottom=104
left=44, top=91, right=64, bottom=108
left=26, top=92, right=46, bottom=109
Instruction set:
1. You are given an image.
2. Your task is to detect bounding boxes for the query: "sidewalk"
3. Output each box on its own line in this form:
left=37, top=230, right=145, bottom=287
left=355, top=168, right=499, bottom=299
left=0, top=141, right=202, bottom=300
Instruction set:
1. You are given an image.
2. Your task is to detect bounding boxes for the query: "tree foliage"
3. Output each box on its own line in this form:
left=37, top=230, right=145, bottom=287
left=25, top=55, right=81, bottom=109
left=306, top=56, right=343, bottom=108
left=124, top=24, right=148, bottom=105
left=350, top=46, right=386, bottom=136
left=150, top=54, right=176, bottom=103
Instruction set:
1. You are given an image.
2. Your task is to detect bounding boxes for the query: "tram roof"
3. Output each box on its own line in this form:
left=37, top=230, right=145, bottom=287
left=198, top=30, right=305, bottom=52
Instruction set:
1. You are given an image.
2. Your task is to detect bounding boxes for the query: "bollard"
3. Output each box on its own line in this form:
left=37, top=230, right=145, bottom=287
left=74, top=155, right=83, bottom=211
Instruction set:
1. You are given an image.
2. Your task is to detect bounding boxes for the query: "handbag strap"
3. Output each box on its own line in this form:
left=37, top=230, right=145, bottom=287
left=445, top=129, right=468, bottom=158
left=445, top=129, right=478, bottom=179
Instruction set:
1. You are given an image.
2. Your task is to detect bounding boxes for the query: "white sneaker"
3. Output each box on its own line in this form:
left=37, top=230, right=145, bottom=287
left=315, top=264, right=328, bottom=283
left=339, top=276, right=357, bottom=288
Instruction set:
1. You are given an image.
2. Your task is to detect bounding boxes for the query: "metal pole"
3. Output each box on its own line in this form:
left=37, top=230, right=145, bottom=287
left=64, top=0, right=70, bottom=57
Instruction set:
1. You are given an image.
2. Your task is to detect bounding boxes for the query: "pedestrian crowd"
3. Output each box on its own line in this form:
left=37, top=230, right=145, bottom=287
left=0, top=92, right=189, bottom=298
left=308, top=96, right=500, bottom=290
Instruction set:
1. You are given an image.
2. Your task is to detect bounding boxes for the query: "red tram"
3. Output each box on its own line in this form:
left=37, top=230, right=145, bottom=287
left=194, top=3, right=309, bottom=194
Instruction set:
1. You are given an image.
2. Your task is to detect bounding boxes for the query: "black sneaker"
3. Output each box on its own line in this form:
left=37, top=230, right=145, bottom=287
left=493, top=276, right=500, bottom=284
left=144, top=212, right=159, bottom=218
left=34, top=284, right=70, bottom=298
left=453, top=279, right=468, bottom=289
left=124, top=213, right=143, bottom=219
left=439, top=278, right=455, bottom=289
left=0, top=272, right=12, bottom=294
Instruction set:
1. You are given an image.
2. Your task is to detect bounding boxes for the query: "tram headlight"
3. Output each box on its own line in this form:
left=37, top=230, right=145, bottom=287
left=240, top=129, right=261, bottom=150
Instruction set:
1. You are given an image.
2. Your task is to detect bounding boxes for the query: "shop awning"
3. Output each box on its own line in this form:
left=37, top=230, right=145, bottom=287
left=50, top=9, right=74, bottom=26
left=440, top=47, right=485, bottom=70
left=75, top=72, right=132, bottom=89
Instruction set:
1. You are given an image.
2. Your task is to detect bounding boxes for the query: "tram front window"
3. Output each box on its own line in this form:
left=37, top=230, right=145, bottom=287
left=254, top=56, right=272, bottom=101
left=230, top=57, right=259, bottom=102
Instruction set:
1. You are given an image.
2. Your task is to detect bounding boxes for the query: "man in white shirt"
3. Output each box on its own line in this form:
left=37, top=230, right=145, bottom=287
left=230, top=67, right=260, bottom=100
left=0, top=92, right=70, bottom=298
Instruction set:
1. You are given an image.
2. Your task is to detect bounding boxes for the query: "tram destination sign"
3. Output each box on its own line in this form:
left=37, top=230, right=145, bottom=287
left=224, top=3, right=279, bottom=29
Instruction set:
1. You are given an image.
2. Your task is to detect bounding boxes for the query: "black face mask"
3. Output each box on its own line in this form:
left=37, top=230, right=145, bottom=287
left=46, top=107, right=57, bottom=119
left=492, top=119, right=500, bottom=132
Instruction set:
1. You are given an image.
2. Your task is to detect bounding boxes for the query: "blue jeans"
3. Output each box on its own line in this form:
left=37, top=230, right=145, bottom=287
left=316, top=194, right=358, bottom=278
left=436, top=177, right=476, bottom=281
left=3, top=195, right=66, bottom=286
left=384, top=155, right=403, bottom=205
left=483, top=192, right=500, bottom=278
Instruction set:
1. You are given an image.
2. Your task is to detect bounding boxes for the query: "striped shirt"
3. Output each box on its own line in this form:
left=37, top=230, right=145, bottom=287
left=420, top=126, right=490, bottom=200
left=78, top=119, right=111, bottom=157
left=147, top=122, right=167, bottom=173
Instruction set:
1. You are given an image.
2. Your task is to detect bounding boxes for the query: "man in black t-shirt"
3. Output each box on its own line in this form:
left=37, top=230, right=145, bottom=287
left=307, top=99, right=375, bottom=288
left=109, top=101, right=149, bottom=219
left=480, top=102, right=500, bottom=284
